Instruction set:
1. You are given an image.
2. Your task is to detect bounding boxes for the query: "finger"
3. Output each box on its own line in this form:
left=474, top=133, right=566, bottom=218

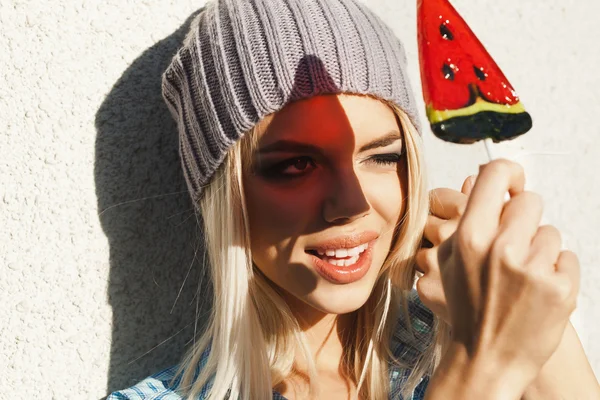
left=416, top=274, right=449, bottom=323
left=460, top=159, right=526, bottom=242
left=430, top=188, right=467, bottom=219
left=437, top=234, right=453, bottom=265
left=416, top=244, right=454, bottom=325
left=490, top=191, right=544, bottom=269
left=424, top=215, right=458, bottom=246
left=415, top=249, right=444, bottom=295
left=524, top=225, right=562, bottom=271
left=555, top=250, right=580, bottom=300
left=415, top=247, right=440, bottom=275
left=461, top=175, right=477, bottom=196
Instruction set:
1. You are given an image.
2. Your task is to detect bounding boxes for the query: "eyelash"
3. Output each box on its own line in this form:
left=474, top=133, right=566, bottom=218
left=364, top=153, right=403, bottom=166
left=261, top=153, right=403, bottom=178
left=260, top=157, right=316, bottom=178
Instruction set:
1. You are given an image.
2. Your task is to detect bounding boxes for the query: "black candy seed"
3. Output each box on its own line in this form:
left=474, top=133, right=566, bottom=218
left=440, top=24, right=454, bottom=40
left=474, top=66, right=487, bottom=81
left=442, top=63, right=455, bottom=80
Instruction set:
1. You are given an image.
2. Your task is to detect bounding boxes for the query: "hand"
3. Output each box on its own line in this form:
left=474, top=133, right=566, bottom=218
left=438, top=159, right=580, bottom=392
left=418, top=170, right=598, bottom=400
left=416, top=175, right=476, bottom=323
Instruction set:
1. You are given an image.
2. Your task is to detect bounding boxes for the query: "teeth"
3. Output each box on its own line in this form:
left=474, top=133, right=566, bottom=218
left=311, top=244, right=369, bottom=259
left=330, top=259, right=343, bottom=266
left=344, top=255, right=359, bottom=266
left=310, top=243, right=371, bottom=267
left=322, top=254, right=360, bottom=267
left=335, top=248, right=348, bottom=258
left=347, top=247, right=360, bottom=257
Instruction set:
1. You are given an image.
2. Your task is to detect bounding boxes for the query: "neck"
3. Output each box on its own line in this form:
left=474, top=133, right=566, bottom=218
left=281, top=292, right=357, bottom=374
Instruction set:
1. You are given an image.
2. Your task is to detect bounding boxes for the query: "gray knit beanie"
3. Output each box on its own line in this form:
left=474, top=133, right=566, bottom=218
left=162, top=0, right=421, bottom=205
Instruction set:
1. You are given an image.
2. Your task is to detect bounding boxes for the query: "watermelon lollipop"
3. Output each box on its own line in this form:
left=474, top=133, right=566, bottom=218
left=417, top=0, right=533, bottom=144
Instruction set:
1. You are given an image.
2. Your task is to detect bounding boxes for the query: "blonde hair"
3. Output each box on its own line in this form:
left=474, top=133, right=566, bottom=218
left=172, top=102, right=449, bottom=399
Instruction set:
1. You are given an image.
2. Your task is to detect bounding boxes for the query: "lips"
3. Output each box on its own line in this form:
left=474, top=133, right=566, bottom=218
left=305, top=231, right=379, bottom=284
left=306, top=231, right=379, bottom=253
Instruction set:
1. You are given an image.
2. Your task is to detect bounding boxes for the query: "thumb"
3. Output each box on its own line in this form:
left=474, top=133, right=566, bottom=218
left=461, top=174, right=477, bottom=196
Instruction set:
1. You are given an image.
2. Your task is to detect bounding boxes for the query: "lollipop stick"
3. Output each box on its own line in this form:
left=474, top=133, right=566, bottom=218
left=483, top=138, right=497, bottom=161
left=482, top=139, right=554, bottom=226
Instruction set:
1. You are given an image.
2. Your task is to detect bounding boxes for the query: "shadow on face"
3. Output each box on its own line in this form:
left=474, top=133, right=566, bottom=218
left=243, top=57, right=409, bottom=321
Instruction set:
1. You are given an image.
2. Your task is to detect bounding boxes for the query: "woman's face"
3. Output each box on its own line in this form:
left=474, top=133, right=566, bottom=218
left=243, top=94, right=407, bottom=316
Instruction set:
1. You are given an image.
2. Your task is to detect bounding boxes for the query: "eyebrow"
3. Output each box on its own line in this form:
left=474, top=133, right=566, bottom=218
left=358, top=131, right=402, bottom=152
left=257, top=130, right=402, bottom=155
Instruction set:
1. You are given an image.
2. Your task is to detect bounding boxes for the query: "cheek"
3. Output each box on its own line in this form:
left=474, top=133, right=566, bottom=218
left=361, top=171, right=405, bottom=227
left=243, top=177, right=324, bottom=260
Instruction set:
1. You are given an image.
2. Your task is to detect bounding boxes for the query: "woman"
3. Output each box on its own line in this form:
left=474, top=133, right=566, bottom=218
left=108, top=0, right=599, bottom=398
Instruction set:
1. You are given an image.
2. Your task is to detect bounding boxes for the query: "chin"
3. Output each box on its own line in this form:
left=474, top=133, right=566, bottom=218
left=302, top=278, right=379, bottom=315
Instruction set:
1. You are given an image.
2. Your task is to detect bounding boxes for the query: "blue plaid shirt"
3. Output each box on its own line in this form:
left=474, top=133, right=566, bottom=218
left=108, top=291, right=433, bottom=399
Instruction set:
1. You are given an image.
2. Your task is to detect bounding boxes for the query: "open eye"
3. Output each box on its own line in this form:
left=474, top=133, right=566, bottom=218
left=263, top=156, right=317, bottom=178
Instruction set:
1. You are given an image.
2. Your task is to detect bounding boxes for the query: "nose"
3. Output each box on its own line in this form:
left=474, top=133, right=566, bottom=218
left=322, top=168, right=370, bottom=224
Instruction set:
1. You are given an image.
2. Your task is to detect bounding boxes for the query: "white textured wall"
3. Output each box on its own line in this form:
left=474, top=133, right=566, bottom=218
left=1, top=0, right=598, bottom=398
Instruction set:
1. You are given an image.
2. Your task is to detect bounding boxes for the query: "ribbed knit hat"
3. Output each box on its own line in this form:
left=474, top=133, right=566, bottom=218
left=162, top=0, right=421, bottom=205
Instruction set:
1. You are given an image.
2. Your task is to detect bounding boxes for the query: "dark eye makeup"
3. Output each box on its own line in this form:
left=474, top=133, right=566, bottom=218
left=258, top=156, right=317, bottom=178
left=256, top=152, right=403, bottom=179
left=363, top=153, right=403, bottom=166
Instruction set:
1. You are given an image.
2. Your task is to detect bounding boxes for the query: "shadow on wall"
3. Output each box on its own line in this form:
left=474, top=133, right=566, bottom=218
left=94, top=9, right=211, bottom=398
